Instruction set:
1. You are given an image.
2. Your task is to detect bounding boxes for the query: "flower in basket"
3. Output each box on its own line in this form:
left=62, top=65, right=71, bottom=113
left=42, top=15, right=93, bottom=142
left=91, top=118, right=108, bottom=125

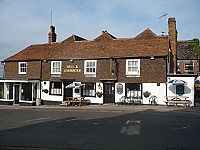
left=96, top=91, right=103, bottom=98
left=143, top=91, right=151, bottom=98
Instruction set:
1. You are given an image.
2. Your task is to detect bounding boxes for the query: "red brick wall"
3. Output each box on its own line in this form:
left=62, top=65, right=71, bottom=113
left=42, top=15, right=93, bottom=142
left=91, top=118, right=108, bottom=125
left=5, top=61, right=41, bottom=79
left=41, top=58, right=166, bottom=83
left=177, top=60, right=198, bottom=74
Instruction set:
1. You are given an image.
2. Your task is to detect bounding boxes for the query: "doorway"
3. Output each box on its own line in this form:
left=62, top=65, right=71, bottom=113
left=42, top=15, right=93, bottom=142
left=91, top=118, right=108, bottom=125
left=61, top=79, right=75, bottom=101
left=103, top=82, right=115, bottom=103
left=14, top=85, right=19, bottom=104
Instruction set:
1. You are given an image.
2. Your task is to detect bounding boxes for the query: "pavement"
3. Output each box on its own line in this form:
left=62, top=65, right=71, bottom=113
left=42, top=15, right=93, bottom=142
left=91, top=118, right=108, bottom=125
left=1, top=103, right=200, bottom=113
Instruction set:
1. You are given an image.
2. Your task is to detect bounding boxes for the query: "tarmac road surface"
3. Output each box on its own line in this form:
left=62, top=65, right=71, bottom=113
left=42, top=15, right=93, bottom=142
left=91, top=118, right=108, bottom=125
left=0, top=105, right=200, bottom=150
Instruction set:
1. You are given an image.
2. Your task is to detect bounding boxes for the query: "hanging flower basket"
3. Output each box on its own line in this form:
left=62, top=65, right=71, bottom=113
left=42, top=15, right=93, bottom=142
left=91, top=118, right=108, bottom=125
left=143, top=91, right=151, bottom=98
left=96, top=91, right=103, bottom=98
left=42, top=89, right=49, bottom=94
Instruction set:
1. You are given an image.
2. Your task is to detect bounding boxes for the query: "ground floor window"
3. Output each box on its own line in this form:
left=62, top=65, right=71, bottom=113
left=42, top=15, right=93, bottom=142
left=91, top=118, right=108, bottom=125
left=176, top=85, right=184, bottom=96
left=81, top=82, right=96, bottom=97
left=0, top=83, right=4, bottom=99
left=5, top=83, right=13, bottom=100
left=50, top=82, right=62, bottom=95
left=21, top=83, right=32, bottom=101
left=125, top=83, right=142, bottom=98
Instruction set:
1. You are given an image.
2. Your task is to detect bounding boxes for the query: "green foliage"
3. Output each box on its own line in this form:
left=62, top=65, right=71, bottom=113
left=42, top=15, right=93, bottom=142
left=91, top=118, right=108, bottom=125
left=193, top=38, right=200, bottom=57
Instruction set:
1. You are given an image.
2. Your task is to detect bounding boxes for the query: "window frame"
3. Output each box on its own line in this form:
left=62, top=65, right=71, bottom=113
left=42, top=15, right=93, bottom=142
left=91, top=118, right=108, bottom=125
left=126, top=59, right=140, bottom=76
left=184, top=61, right=194, bottom=72
left=18, top=62, right=27, bottom=74
left=84, top=60, right=97, bottom=76
left=81, top=82, right=96, bottom=97
left=51, top=61, right=62, bottom=74
left=49, top=82, right=62, bottom=96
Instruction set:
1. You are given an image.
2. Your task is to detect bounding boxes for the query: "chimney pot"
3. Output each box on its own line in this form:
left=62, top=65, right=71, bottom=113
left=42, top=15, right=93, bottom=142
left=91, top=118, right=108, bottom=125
left=102, top=31, right=105, bottom=35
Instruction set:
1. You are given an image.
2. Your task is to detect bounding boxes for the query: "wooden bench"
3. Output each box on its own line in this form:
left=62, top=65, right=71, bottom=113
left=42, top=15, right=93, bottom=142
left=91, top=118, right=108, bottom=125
left=60, top=97, right=87, bottom=107
left=164, top=96, right=189, bottom=108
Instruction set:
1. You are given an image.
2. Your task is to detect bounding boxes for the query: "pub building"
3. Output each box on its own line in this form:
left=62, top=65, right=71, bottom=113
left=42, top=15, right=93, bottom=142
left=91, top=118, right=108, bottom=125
left=0, top=18, right=195, bottom=106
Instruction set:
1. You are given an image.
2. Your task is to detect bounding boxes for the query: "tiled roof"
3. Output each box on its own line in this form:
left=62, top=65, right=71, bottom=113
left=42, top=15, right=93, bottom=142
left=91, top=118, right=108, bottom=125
left=4, top=28, right=169, bottom=62
left=177, top=41, right=198, bottom=59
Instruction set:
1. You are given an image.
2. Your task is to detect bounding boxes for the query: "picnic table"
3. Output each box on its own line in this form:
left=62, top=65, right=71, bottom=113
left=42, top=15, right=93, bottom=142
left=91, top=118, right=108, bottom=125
left=60, top=97, right=87, bottom=107
left=164, top=96, right=189, bottom=108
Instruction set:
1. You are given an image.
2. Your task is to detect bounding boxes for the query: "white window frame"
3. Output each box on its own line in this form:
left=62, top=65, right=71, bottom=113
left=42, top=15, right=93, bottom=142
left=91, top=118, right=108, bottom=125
left=18, top=62, right=27, bottom=74
left=184, top=62, right=194, bottom=72
left=84, top=60, right=97, bottom=77
left=51, top=61, right=62, bottom=74
left=126, top=59, right=140, bottom=76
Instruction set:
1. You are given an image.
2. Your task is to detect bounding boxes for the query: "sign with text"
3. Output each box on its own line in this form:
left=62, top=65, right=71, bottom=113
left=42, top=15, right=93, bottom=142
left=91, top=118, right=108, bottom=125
left=64, top=65, right=81, bottom=73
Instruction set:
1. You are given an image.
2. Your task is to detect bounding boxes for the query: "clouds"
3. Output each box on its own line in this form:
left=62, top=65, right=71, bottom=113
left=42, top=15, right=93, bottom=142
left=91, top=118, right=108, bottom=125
left=0, top=0, right=200, bottom=77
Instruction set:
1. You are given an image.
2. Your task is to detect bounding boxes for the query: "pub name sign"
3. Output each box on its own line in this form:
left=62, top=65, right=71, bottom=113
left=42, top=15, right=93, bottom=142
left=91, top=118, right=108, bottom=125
left=64, top=65, right=81, bottom=73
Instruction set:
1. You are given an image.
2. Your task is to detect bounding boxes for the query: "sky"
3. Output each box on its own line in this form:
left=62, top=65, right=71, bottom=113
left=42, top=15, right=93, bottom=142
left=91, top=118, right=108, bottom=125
left=0, top=0, right=200, bottom=77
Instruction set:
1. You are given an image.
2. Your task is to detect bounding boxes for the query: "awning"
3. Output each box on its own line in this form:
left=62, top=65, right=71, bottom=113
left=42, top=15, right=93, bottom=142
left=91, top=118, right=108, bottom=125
left=167, top=79, right=187, bottom=86
left=65, top=83, right=84, bottom=89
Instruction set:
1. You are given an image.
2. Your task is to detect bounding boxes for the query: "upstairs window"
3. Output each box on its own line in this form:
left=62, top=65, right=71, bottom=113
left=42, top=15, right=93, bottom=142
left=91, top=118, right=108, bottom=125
left=19, top=62, right=27, bottom=74
left=84, top=60, right=97, bottom=77
left=184, top=61, right=194, bottom=72
left=126, top=59, right=140, bottom=76
left=51, top=61, right=61, bottom=74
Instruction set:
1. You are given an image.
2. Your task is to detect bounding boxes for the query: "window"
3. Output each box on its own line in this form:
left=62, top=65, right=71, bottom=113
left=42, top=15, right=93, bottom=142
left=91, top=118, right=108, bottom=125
left=19, top=62, right=27, bottom=74
left=126, top=59, right=140, bottom=76
left=50, top=82, right=62, bottom=95
left=0, top=83, right=4, bottom=99
left=51, top=61, right=62, bottom=74
left=84, top=60, right=97, bottom=77
left=125, top=83, right=142, bottom=98
left=176, top=85, right=184, bottom=96
left=81, top=82, right=96, bottom=97
left=184, top=61, right=194, bottom=72
left=21, top=83, right=32, bottom=101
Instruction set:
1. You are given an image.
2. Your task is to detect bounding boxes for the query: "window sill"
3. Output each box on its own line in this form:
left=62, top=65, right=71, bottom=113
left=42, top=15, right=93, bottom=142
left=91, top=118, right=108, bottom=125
left=84, top=74, right=96, bottom=77
left=126, top=75, right=140, bottom=77
left=18, top=73, right=26, bottom=75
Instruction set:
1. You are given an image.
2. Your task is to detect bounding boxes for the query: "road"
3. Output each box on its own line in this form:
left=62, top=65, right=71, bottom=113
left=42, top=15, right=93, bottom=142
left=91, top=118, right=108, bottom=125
left=0, top=105, right=200, bottom=150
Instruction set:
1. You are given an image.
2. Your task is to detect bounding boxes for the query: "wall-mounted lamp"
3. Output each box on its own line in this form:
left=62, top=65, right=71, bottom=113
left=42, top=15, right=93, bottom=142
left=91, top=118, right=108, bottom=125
left=151, top=56, right=155, bottom=60
left=98, top=83, right=102, bottom=90
left=70, top=59, right=74, bottom=62
left=43, top=60, right=48, bottom=63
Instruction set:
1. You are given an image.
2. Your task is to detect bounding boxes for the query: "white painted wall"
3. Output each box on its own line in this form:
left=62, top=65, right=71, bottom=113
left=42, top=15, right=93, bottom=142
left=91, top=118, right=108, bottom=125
left=167, top=77, right=195, bottom=106
left=143, top=83, right=166, bottom=105
left=41, top=81, right=63, bottom=102
left=87, top=82, right=103, bottom=104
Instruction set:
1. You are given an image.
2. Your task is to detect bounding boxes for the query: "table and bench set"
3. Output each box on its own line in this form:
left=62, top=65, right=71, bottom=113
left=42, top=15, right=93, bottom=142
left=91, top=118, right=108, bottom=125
left=60, top=97, right=88, bottom=107
left=164, top=96, right=190, bottom=108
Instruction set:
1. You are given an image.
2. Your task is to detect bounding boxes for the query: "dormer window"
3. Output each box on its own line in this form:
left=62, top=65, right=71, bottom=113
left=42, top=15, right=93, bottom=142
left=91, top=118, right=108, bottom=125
left=18, top=62, right=27, bottom=74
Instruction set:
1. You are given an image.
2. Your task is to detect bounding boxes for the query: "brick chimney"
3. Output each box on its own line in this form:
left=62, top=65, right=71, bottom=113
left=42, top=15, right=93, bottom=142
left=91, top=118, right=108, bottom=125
left=168, top=17, right=177, bottom=73
left=48, top=26, right=57, bottom=43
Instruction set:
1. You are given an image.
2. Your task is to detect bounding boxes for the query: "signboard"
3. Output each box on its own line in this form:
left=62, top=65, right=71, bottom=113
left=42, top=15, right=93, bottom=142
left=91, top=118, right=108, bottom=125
left=64, top=65, right=81, bottom=73
left=117, top=83, right=123, bottom=95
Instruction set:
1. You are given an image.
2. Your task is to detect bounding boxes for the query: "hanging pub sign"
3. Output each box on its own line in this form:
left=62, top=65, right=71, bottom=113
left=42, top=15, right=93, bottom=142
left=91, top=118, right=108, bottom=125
left=117, top=83, right=123, bottom=95
left=64, top=65, right=81, bottom=73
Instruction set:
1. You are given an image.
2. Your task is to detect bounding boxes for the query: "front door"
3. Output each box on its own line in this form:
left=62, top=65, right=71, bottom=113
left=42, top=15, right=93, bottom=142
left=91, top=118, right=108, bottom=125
left=104, top=83, right=115, bottom=103
left=14, top=85, right=19, bottom=104
left=63, top=80, right=73, bottom=100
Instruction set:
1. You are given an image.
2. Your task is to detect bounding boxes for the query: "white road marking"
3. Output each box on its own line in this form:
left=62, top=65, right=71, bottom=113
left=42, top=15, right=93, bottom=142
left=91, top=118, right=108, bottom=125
left=25, top=117, right=51, bottom=123
left=57, top=118, right=77, bottom=123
